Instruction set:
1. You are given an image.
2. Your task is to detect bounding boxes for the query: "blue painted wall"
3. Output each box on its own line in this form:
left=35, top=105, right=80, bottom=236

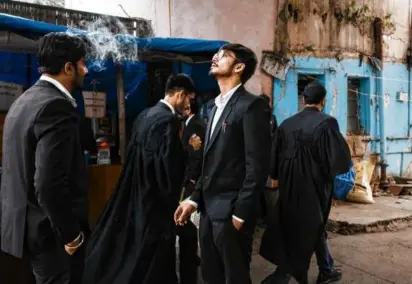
left=273, top=56, right=412, bottom=176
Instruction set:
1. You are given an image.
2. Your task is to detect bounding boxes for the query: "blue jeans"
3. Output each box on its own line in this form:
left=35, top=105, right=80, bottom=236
left=315, top=230, right=334, bottom=272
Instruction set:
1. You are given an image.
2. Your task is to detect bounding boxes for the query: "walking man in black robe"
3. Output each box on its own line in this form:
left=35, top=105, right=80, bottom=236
left=83, top=74, right=200, bottom=284
left=259, top=82, right=351, bottom=284
left=174, top=43, right=271, bottom=284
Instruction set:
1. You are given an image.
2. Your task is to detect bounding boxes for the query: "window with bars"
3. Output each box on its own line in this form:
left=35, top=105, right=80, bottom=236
left=347, top=78, right=364, bottom=135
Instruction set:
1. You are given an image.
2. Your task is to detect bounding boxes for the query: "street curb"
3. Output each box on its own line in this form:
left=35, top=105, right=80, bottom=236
left=327, top=215, right=412, bottom=235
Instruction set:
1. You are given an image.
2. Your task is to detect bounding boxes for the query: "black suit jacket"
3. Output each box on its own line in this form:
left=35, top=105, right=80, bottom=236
left=0, top=80, right=88, bottom=258
left=190, top=86, right=271, bottom=223
left=182, top=115, right=206, bottom=199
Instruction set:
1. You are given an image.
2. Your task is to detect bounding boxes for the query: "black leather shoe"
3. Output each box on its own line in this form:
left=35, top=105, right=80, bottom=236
left=316, top=268, right=342, bottom=284
left=261, top=271, right=291, bottom=284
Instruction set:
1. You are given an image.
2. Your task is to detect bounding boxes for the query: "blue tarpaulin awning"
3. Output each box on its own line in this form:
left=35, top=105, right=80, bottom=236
left=0, top=13, right=226, bottom=120
left=0, top=13, right=227, bottom=54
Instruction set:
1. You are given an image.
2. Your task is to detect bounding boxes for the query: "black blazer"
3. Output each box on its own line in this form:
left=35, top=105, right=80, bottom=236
left=0, top=80, right=88, bottom=258
left=182, top=115, right=206, bottom=198
left=190, top=86, right=271, bottom=223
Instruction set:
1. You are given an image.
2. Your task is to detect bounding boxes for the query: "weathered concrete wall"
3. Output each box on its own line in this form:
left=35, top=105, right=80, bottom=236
left=275, top=0, right=410, bottom=62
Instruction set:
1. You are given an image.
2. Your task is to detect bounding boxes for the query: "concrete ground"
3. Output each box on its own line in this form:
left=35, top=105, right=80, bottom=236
left=249, top=227, right=412, bottom=284
left=192, top=197, right=412, bottom=283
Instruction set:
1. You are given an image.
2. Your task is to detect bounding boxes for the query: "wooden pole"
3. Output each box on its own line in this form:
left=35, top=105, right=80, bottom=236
left=116, top=64, right=126, bottom=164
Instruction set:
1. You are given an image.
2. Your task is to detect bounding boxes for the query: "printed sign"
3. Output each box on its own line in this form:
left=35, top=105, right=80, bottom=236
left=83, top=91, right=106, bottom=118
left=0, top=82, right=23, bottom=111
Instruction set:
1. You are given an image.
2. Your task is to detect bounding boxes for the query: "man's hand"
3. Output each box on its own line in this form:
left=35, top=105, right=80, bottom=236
left=64, top=232, right=84, bottom=255
left=271, top=179, right=279, bottom=188
left=189, top=134, right=202, bottom=151
left=174, top=202, right=196, bottom=226
left=232, top=218, right=244, bottom=231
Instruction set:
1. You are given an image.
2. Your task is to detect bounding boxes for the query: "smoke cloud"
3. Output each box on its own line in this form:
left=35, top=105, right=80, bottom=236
left=70, top=17, right=141, bottom=72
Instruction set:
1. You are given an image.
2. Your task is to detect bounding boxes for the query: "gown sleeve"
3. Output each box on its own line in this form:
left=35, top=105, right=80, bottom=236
left=153, top=117, right=185, bottom=199
left=316, top=117, right=351, bottom=180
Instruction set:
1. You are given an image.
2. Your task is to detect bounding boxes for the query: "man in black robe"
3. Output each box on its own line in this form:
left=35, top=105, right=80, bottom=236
left=176, top=98, right=206, bottom=284
left=259, top=83, right=351, bottom=284
left=83, top=74, right=200, bottom=284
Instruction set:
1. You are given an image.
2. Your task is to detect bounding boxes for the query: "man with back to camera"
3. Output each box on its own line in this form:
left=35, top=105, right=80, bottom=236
left=259, top=82, right=351, bottom=284
left=0, top=32, right=89, bottom=284
left=84, top=74, right=202, bottom=284
left=174, top=43, right=271, bottom=284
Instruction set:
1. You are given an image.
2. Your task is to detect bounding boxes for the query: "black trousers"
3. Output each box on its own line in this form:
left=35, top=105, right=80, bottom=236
left=176, top=221, right=198, bottom=284
left=199, top=213, right=255, bottom=284
left=29, top=243, right=85, bottom=284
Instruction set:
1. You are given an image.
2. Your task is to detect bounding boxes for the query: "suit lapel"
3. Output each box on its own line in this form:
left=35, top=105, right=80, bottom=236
left=204, top=106, right=216, bottom=149
left=205, top=87, right=243, bottom=154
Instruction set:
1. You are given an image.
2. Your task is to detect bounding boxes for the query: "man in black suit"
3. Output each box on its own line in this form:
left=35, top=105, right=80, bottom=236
left=174, top=43, right=271, bottom=284
left=177, top=98, right=206, bottom=284
left=258, top=94, right=279, bottom=227
left=0, top=33, right=89, bottom=284
left=181, top=98, right=206, bottom=200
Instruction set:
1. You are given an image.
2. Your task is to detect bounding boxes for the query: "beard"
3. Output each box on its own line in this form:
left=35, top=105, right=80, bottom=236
left=73, top=75, right=85, bottom=91
left=209, top=62, right=236, bottom=78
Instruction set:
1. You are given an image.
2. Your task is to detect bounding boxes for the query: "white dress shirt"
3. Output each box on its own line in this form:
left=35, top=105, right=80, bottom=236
left=160, top=99, right=176, bottom=114
left=185, top=114, right=195, bottom=126
left=40, top=75, right=77, bottom=108
left=186, top=84, right=245, bottom=223
left=210, top=84, right=241, bottom=137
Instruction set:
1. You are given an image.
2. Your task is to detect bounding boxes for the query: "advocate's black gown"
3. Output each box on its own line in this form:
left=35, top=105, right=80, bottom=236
left=260, top=107, right=351, bottom=283
left=83, top=103, right=185, bottom=284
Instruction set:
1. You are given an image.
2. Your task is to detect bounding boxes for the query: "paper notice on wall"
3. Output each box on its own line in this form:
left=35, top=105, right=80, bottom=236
left=83, top=91, right=106, bottom=118
left=260, top=52, right=290, bottom=81
left=0, top=82, right=23, bottom=111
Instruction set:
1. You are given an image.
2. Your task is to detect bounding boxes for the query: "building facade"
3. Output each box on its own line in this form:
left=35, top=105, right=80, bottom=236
left=49, top=0, right=412, bottom=177
left=271, top=0, right=412, bottom=179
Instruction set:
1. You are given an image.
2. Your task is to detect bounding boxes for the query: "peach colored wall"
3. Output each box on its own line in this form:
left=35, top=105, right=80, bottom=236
left=142, top=0, right=279, bottom=96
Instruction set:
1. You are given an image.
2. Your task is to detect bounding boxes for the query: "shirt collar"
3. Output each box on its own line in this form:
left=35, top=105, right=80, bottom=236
left=160, top=99, right=175, bottom=114
left=185, top=114, right=195, bottom=126
left=40, top=75, right=77, bottom=108
left=214, top=84, right=242, bottom=109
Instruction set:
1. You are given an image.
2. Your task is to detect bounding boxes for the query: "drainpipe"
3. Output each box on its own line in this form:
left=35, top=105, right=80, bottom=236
left=374, top=18, right=389, bottom=189
left=408, top=0, right=412, bottom=137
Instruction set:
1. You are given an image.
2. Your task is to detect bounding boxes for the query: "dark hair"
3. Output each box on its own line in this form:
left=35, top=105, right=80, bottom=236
left=220, top=43, right=257, bottom=84
left=37, top=32, right=87, bottom=75
left=189, top=98, right=199, bottom=114
left=165, top=73, right=196, bottom=96
left=303, top=82, right=327, bottom=104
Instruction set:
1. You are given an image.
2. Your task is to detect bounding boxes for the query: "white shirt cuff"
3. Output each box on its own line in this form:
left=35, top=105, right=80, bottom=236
left=184, top=200, right=244, bottom=223
left=232, top=215, right=244, bottom=223
left=185, top=199, right=198, bottom=209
